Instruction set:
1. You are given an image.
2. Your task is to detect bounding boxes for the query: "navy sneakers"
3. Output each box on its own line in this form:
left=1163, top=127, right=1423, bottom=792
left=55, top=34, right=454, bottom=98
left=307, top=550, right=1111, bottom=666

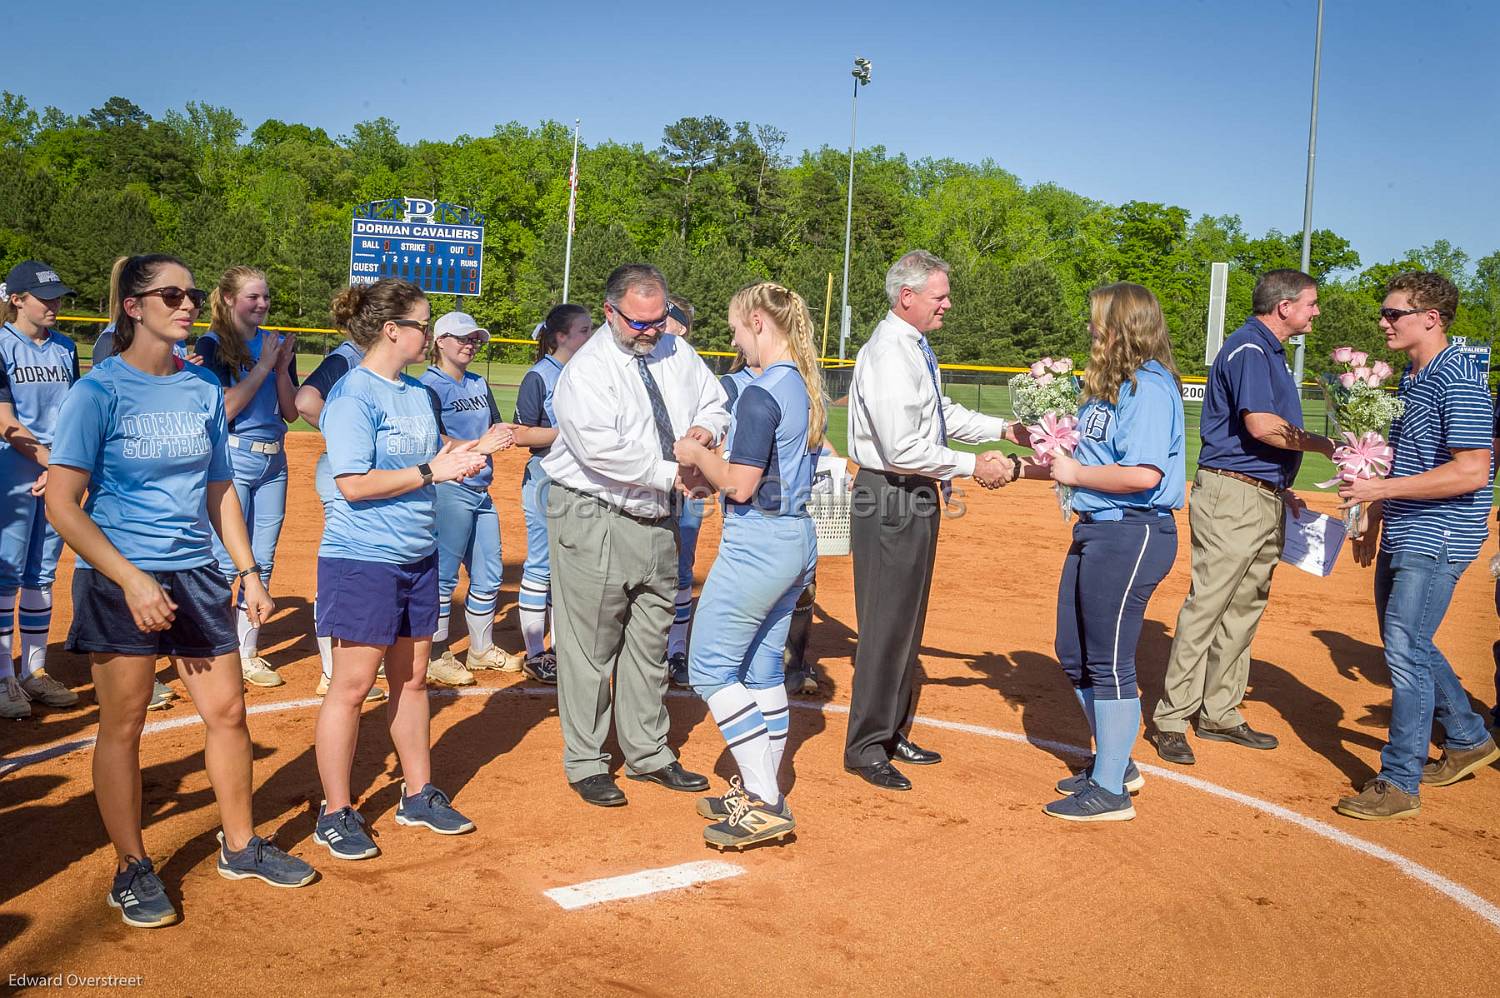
left=395, top=782, right=475, bottom=835
left=314, top=803, right=380, bottom=860
left=216, top=833, right=317, bottom=887
left=1056, top=758, right=1145, bottom=796
left=107, top=857, right=178, bottom=928
left=1043, top=779, right=1136, bottom=822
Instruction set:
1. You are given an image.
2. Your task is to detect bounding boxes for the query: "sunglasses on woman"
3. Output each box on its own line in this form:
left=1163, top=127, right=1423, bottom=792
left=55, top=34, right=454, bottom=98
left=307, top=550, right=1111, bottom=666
left=391, top=318, right=432, bottom=335
left=135, top=286, right=209, bottom=310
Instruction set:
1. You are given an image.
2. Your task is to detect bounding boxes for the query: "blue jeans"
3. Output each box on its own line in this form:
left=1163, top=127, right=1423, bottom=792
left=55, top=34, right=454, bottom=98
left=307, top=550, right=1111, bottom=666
left=210, top=445, right=287, bottom=603
left=435, top=482, right=502, bottom=601
left=688, top=513, right=816, bottom=698
left=1374, top=546, right=1490, bottom=795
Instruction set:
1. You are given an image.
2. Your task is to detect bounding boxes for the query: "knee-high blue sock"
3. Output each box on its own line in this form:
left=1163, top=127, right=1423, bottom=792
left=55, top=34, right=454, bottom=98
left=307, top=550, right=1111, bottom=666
left=1092, top=697, right=1141, bottom=795
left=1073, top=687, right=1097, bottom=744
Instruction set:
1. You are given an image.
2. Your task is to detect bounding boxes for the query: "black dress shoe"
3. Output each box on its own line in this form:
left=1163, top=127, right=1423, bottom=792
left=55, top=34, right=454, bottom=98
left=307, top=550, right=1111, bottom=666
left=893, top=735, right=942, bottom=765
left=845, top=761, right=912, bottom=791
left=626, top=761, right=709, bottom=792
left=1151, top=729, right=1196, bottom=766
left=570, top=774, right=627, bottom=807
left=1197, top=722, right=1279, bottom=750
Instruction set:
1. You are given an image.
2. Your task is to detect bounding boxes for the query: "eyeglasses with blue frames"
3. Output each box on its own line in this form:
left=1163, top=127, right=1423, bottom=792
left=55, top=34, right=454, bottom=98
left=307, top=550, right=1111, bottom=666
left=608, top=303, right=670, bottom=332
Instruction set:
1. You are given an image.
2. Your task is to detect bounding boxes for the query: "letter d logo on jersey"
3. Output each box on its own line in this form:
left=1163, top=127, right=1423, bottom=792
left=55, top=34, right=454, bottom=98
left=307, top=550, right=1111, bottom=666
left=1083, top=407, right=1111, bottom=442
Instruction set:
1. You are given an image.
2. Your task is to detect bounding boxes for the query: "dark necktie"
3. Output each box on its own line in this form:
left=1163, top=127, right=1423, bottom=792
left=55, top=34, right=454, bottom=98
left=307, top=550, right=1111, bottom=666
left=635, top=356, right=676, bottom=460
left=918, top=336, right=953, bottom=501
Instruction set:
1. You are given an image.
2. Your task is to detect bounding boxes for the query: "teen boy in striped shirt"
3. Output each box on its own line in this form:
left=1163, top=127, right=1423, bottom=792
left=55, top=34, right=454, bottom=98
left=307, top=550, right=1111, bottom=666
left=1338, top=271, right=1498, bottom=821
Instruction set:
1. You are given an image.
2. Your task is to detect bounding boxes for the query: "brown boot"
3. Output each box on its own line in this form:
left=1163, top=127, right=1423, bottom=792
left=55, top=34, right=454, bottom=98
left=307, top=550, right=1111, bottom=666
left=1336, top=779, right=1420, bottom=821
left=1421, top=738, right=1500, bottom=787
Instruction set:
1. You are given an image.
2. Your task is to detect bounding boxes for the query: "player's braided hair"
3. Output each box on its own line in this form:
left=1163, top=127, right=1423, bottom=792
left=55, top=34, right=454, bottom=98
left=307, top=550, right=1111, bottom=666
left=728, top=282, right=826, bottom=451
left=207, top=265, right=269, bottom=376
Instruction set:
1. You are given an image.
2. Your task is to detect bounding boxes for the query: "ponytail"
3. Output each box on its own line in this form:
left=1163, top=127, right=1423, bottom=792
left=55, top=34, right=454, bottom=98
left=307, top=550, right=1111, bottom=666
left=536, top=303, right=589, bottom=362
left=207, top=265, right=267, bottom=376
left=112, top=254, right=189, bottom=354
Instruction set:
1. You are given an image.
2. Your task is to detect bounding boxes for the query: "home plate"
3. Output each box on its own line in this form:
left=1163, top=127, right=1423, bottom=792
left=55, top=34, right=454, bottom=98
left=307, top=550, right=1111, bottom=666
left=544, top=860, right=746, bottom=910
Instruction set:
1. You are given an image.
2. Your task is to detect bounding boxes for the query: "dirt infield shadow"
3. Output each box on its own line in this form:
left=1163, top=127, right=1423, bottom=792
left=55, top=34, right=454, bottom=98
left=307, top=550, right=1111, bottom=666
left=1134, top=620, right=1385, bottom=790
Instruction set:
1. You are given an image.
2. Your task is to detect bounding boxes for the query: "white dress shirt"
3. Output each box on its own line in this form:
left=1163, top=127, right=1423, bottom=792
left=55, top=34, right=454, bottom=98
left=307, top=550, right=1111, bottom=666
left=543, top=327, right=730, bottom=518
left=848, top=311, right=1008, bottom=478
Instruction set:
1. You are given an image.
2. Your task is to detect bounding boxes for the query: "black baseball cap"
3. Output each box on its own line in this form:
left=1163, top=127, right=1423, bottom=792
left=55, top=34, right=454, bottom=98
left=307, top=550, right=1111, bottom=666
left=4, top=261, right=74, bottom=301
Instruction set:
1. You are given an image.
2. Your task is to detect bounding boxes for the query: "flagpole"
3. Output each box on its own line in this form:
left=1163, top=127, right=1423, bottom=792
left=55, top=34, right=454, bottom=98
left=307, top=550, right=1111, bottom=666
left=562, top=118, right=580, bottom=303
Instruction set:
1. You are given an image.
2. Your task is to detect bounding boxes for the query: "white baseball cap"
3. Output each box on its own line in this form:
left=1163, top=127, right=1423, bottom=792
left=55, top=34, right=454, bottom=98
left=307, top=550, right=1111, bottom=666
left=433, top=311, right=485, bottom=339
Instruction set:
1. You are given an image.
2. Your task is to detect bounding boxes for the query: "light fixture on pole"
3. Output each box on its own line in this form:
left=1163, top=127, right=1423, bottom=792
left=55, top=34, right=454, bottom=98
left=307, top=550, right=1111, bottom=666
left=838, top=56, right=872, bottom=361
left=1292, top=0, right=1323, bottom=386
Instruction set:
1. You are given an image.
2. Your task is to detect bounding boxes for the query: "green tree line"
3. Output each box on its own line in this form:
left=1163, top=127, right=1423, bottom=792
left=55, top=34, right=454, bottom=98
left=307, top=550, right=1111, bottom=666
left=2, top=94, right=1496, bottom=376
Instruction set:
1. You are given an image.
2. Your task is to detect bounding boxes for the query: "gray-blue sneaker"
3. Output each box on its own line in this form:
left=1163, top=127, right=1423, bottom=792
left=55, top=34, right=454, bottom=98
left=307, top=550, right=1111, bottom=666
left=107, top=857, right=179, bottom=928
left=1043, top=779, right=1136, bottom=822
left=314, top=803, right=379, bottom=860
left=1056, top=758, right=1145, bottom=796
left=395, top=782, right=474, bottom=835
left=216, top=832, right=317, bottom=887
left=147, top=680, right=175, bottom=711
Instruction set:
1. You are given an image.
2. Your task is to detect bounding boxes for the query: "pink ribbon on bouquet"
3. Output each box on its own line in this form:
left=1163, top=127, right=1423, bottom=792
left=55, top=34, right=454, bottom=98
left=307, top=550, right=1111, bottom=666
left=1316, top=430, right=1394, bottom=487
left=1027, top=412, right=1080, bottom=466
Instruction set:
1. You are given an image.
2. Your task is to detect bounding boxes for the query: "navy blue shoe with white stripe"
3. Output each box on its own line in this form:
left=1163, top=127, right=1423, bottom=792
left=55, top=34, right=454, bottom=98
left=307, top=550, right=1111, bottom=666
left=217, top=832, right=317, bottom=887
left=1056, top=758, right=1145, bottom=795
left=1043, top=779, right=1136, bottom=822
left=395, top=782, right=475, bottom=835
left=314, top=803, right=380, bottom=860
left=107, top=857, right=179, bottom=928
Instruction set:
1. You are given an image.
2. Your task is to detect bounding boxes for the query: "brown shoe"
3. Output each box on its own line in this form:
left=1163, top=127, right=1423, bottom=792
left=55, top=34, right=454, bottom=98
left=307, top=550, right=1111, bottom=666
left=1421, top=738, right=1500, bottom=787
left=1336, top=778, right=1420, bottom=821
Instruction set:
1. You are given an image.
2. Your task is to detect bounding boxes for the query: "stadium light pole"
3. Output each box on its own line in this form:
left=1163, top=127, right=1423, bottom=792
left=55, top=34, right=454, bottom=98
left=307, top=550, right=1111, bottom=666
left=838, top=57, right=873, bottom=361
left=1292, top=0, right=1324, bottom=387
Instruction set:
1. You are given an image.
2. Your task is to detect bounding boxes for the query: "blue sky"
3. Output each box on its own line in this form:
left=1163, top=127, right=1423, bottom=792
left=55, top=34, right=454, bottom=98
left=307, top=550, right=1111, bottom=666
left=8, top=0, right=1498, bottom=273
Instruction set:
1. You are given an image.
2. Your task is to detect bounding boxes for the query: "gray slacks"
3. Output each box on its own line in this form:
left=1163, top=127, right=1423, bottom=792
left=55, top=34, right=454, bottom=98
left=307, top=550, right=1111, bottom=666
left=548, top=486, right=680, bottom=782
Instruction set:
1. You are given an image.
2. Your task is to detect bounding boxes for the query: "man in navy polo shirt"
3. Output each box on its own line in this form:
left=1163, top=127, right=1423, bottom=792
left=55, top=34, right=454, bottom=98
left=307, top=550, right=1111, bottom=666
left=1336, top=271, right=1497, bottom=820
left=1151, top=269, right=1336, bottom=766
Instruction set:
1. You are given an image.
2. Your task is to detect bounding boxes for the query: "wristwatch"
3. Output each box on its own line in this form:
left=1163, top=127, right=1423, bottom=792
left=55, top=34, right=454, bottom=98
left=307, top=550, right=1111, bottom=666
left=418, top=463, right=434, bottom=486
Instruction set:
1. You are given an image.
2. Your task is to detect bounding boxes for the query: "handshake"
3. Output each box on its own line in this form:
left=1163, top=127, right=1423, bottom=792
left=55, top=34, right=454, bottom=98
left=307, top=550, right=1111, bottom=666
left=973, top=450, right=1018, bottom=490
left=672, top=426, right=719, bottom=499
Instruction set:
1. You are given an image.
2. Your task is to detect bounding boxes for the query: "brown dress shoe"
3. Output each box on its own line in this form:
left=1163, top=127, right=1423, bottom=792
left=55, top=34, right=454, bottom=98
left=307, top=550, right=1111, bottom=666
left=1335, top=778, right=1420, bottom=821
left=1421, top=738, right=1500, bottom=787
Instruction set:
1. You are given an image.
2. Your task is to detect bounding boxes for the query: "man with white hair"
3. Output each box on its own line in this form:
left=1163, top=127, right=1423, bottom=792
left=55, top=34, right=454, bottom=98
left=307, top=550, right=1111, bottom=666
left=543, top=263, right=729, bottom=807
left=844, top=249, right=1023, bottom=790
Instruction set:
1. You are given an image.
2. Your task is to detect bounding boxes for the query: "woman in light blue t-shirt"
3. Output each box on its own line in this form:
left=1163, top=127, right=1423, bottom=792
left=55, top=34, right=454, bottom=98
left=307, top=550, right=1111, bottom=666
left=47, top=254, right=315, bottom=929
left=312, top=279, right=489, bottom=863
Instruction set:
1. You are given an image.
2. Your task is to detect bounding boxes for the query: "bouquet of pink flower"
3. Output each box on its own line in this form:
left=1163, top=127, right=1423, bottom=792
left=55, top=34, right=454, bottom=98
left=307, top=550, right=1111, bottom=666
left=1317, top=346, right=1404, bottom=538
left=1008, top=356, right=1081, bottom=520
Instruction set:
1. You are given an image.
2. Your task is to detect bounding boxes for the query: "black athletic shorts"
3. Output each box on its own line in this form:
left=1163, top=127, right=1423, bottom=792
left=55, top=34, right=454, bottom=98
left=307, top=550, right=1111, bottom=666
left=66, top=564, right=238, bottom=659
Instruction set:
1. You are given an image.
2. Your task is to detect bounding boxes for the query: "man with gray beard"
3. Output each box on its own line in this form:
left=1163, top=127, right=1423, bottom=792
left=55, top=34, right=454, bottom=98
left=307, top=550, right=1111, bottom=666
left=542, top=263, right=729, bottom=807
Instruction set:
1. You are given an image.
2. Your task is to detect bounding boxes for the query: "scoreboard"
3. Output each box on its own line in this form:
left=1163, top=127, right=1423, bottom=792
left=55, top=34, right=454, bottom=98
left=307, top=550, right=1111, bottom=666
left=348, top=198, right=485, bottom=297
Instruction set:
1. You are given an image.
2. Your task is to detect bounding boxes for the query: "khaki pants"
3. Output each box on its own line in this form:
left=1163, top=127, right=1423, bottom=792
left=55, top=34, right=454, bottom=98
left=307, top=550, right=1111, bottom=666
left=1152, top=469, right=1285, bottom=733
left=548, top=487, right=680, bottom=783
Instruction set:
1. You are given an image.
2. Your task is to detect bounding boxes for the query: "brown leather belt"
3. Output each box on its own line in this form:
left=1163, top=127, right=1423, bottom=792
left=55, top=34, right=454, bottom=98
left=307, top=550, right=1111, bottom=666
left=1200, top=466, right=1281, bottom=496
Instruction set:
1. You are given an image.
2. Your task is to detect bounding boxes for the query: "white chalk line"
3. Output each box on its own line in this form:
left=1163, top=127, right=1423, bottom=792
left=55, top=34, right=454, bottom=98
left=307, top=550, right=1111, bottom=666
left=2, top=686, right=1498, bottom=929
left=544, top=860, right=745, bottom=910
